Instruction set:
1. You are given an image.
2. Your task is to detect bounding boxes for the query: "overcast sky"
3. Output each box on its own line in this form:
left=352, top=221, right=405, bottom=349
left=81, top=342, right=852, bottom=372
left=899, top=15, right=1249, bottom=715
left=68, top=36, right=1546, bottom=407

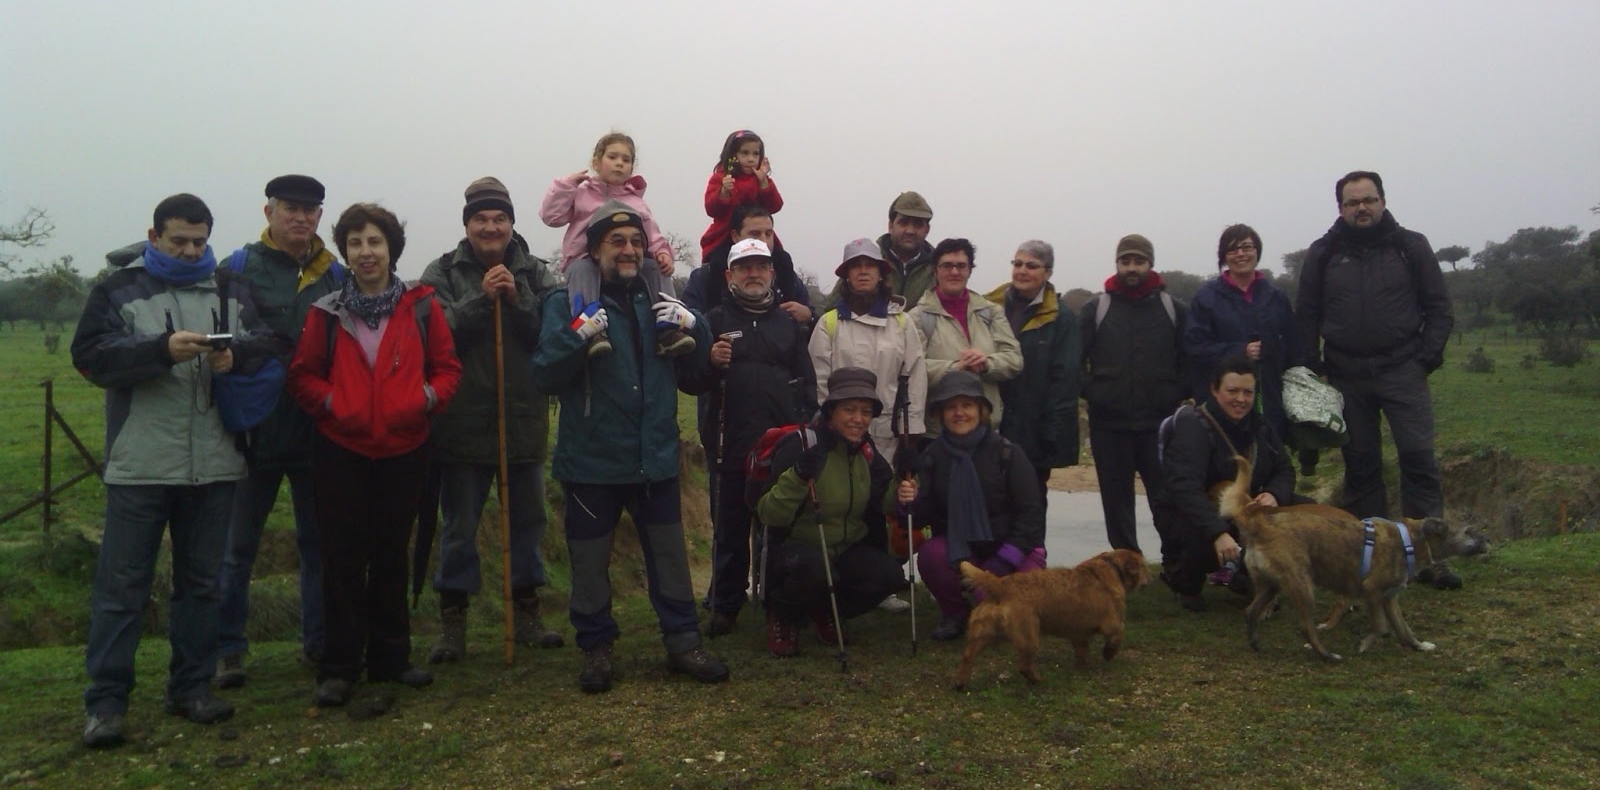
left=4, top=0, right=1597, bottom=295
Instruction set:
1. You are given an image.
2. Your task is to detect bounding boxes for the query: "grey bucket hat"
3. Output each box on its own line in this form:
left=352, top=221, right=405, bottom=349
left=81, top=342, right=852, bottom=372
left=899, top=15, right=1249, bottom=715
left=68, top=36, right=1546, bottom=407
left=927, top=369, right=991, bottom=412
left=823, top=367, right=883, bottom=417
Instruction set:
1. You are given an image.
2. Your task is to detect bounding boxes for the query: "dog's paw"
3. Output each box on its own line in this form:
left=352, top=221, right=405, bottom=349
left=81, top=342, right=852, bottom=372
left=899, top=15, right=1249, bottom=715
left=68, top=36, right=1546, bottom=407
left=1316, top=623, right=1332, bottom=631
left=1326, top=652, right=1344, bottom=662
left=1415, top=641, right=1436, bottom=652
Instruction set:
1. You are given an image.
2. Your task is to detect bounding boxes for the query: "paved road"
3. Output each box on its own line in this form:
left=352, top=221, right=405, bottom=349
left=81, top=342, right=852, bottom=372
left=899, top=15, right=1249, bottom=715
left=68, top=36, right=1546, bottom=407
left=1042, top=490, right=1161, bottom=566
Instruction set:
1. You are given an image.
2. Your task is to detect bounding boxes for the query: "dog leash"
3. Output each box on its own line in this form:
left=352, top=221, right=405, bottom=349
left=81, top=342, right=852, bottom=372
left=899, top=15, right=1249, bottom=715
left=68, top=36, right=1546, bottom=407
left=1359, top=518, right=1417, bottom=596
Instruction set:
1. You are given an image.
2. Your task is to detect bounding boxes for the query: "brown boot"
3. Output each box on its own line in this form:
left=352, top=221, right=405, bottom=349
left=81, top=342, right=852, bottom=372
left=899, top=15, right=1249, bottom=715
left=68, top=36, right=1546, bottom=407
left=656, top=328, right=695, bottom=357
left=429, top=605, right=467, bottom=664
left=766, top=611, right=799, bottom=658
left=513, top=594, right=564, bottom=649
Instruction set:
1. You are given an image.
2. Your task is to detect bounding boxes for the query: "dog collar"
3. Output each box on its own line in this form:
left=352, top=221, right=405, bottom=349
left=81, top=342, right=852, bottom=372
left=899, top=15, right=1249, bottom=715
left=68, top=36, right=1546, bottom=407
left=1360, top=518, right=1417, bottom=592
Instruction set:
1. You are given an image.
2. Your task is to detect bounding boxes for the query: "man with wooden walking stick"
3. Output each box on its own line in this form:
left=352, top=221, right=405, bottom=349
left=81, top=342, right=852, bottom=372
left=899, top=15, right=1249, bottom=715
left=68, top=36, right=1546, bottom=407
left=419, top=177, right=562, bottom=664
left=532, top=201, right=728, bottom=693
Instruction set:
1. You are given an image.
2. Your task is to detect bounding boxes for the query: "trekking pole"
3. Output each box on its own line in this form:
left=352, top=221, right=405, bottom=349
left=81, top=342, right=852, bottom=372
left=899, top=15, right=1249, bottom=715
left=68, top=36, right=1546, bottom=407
left=806, top=474, right=850, bottom=673
left=493, top=299, right=514, bottom=666
left=895, top=376, right=919, bottom=657
left=707, top=375, right=727, bottom=619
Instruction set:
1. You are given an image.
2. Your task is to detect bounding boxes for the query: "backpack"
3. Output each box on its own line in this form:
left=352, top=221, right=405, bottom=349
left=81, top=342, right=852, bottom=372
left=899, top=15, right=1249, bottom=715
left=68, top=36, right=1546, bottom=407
left=744, top=424, right=817, bottom=509
left=1095, top=291, right=1176, bottom=329
left=820, top=309, right=906, bottom=338
left=211, top=257, right=285, bottom=434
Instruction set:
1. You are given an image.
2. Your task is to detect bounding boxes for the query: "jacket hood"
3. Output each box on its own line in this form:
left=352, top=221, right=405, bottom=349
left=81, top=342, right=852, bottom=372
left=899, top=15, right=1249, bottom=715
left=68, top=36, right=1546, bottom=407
left=105, top=241, right=146, bottom=268
left=984, top=283, right=1059, bottom=332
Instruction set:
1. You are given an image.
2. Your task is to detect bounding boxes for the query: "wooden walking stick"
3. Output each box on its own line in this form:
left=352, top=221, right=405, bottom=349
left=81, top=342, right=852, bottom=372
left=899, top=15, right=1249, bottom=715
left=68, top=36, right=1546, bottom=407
left=494, top=299, right=514, bottom=666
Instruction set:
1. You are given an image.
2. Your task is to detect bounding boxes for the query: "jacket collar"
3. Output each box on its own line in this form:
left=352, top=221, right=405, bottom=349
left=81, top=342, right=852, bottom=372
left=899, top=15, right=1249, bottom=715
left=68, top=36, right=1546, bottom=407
left=984, top=283, right=1059, bottom=332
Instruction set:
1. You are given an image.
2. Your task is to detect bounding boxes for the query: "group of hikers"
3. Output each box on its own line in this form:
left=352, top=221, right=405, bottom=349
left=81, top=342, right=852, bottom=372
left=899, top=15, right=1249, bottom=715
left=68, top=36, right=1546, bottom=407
left=67, top=126, right=1456, bottom=749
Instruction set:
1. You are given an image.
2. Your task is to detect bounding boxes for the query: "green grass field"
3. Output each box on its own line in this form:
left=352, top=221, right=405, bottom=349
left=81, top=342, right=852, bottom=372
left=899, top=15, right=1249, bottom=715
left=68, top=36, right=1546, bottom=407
left=1, top=323, right=1598, bottom=788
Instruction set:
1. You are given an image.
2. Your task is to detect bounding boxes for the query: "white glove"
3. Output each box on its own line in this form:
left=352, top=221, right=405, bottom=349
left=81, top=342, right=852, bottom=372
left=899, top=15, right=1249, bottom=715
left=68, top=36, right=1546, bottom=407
left=653, top=293, right=696, bottom=332
left=572, top=304, right=609, bottom=341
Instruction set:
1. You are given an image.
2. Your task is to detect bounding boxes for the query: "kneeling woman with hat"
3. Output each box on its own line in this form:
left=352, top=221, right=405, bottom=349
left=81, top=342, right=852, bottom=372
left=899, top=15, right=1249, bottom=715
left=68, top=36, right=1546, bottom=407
left=906, top=369, right=1046, bottom=641
left=754, top=367, right=913, bottom=658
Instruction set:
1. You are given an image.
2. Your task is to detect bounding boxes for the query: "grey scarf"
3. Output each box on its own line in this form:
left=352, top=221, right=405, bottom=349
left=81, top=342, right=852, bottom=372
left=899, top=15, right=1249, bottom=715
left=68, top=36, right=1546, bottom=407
left=939, top=426, right=994, bottom=565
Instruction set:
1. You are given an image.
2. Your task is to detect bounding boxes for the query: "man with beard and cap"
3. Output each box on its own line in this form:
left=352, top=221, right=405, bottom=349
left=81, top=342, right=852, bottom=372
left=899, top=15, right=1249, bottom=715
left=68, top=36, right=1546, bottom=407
left=532, top=200, right=728, bottom=693
left=419, top=177, right=563, bottom=663
left=214, top=174, right=346, bottom=689
left=680, top=238, right=816, bottom=638
left=1079, top=233, right=1185, bottom=565
left=73, top=193, right=282, bottom=746
left=825, top=191, right=937, bottom=309
left=1296, top=170, right=1458, bottom=589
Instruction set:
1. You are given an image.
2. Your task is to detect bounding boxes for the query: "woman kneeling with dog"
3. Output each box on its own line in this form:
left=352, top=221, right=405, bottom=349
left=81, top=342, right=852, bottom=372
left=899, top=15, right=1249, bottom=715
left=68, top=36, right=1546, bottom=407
left=1161, top=354, right=1302, bottom=612
left=754, top=368, right=912, bottom=657
left=904, top=370, right=1046, bottom=641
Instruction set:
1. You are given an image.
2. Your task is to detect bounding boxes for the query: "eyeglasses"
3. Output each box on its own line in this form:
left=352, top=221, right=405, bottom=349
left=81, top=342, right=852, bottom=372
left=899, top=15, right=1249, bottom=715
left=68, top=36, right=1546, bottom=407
left=1011, top=259, right=1046, bottom=271
left=1226, top=243, right=1257, bottom=254
left=605, top=235, right=644, bottom=249
left=1341, top=197, right=1382, bottom=210
left=936, top=261, right=972, bottom=272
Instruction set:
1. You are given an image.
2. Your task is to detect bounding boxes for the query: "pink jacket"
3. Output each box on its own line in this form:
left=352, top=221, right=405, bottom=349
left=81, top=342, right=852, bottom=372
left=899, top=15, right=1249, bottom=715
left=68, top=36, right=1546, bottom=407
left=539, top=173, right=672, bottom=270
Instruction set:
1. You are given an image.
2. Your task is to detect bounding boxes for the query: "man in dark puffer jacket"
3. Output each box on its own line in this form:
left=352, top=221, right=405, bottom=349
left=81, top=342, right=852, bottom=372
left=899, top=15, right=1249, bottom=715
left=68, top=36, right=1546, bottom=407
left=1296, top=170, right=1458, bottom=589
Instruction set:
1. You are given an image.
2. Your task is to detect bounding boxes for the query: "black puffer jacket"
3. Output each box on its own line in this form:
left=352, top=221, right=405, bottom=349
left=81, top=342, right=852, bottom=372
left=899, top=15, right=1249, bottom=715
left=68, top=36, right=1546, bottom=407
left=1161, top=398, right=1294, bottom=540
left=1296, top=211, right=1455, bottom=379
left=1080, top=279, right=1187, bottom=431
left=911, top=430, right=1044, bottom=553
left=680, top=301, right=817, bottom=469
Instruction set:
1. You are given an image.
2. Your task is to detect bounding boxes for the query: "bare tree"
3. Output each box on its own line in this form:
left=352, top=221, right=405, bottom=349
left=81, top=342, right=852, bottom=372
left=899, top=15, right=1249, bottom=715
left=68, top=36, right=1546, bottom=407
left=0, top=205, right=55, bottom=274
left=665, top=231, right=698, bottom=270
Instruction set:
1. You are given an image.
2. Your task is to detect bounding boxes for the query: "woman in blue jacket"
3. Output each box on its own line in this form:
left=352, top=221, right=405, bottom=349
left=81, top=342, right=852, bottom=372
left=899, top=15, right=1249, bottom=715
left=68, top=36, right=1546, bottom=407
left=1182, top=224, right=1303, bottom=443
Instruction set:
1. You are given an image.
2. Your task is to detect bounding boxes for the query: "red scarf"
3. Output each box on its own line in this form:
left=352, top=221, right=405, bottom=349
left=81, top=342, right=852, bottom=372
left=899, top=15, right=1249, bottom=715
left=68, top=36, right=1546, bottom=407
left=1103, top=270, right=1166, bottom=301
left=936, top=288, right=972, bottom=338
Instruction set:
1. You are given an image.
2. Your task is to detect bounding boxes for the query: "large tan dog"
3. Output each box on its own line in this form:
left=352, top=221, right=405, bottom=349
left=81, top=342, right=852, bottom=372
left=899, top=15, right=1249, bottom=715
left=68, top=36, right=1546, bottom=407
left=1218, top=457, right=1487, bottom=661
left=953, top=549, right=1147, bottom=689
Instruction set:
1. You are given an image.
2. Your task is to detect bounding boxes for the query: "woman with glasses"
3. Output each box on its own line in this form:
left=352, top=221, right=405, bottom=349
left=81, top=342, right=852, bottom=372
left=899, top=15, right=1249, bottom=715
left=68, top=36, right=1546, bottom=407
left=983, top=240, right=1081, bottom=512
left=908, top=238, right=1023, bottom=437
left=1181, top=224, right=1303, bottom=448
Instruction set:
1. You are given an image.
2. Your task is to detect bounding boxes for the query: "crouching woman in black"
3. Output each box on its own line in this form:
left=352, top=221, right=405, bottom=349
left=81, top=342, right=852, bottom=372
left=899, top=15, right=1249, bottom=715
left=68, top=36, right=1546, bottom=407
left=1161, top=354, right=1301, bottom=612
left=754, top=368, right=910, bottom=658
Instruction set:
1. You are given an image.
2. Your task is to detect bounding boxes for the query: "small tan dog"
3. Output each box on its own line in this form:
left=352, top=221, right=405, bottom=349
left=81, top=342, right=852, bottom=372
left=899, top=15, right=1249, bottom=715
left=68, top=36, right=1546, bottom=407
left=1218, top=457, right=1488, bottom=661
left=952, top=549, right=1148, bottom=689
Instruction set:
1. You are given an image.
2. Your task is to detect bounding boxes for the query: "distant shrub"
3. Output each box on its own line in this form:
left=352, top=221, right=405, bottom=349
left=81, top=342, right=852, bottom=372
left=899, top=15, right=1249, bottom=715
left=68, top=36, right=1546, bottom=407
left=1539, top=334, right=1588, bottom=368
left=1519, top=354, right=1538, bottom=369
left=42, top=333, right=60, bottom=355
left=1463, top=346, right=1494, bottom=374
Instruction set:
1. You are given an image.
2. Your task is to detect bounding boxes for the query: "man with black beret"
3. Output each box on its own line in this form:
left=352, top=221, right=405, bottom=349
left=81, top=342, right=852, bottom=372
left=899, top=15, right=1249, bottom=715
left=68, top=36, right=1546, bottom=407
left=214, top=174, right=346, bottom=688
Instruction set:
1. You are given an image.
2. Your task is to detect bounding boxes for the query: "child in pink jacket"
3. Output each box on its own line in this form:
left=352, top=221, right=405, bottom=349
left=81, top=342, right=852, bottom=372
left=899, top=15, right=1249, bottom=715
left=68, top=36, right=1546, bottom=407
left=540, top=132, right=691, bottom=357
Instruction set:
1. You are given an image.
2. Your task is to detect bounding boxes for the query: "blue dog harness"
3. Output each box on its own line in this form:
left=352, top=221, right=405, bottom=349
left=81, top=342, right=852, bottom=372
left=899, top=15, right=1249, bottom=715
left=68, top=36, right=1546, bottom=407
left=1359, top=518, right=1417, bottom=595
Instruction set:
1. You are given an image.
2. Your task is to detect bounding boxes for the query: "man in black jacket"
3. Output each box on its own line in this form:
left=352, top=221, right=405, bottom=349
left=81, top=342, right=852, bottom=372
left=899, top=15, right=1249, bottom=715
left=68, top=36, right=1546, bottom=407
left=1080, top=234, right=1185, bottom=563
left=680, top=239, right=817, bottom=637
left=1295, top=171, right=1459, bottom=589
left=682, top=203, right=812, bottom=325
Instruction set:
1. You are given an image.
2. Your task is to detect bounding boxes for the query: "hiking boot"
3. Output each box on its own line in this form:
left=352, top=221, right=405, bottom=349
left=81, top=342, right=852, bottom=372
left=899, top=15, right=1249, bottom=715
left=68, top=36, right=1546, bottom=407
left=706, top=611, right=737, bottom=638
left=766, top=612, right=800, bottom=658
left=214, top=653, right=246, bottom=689
left=586, top=330, right=612, bottom=358
left=1180, top=594, right=1208, bottom=613
left=164, top=692, right=234, bottom=725
left=514, top=596, right=565, bottom=649
left=1417, top=564, right=1464, bottom=590
left=813, top=606, right=848, bottom=646
left=656, top=328, right=695, bottom=357
left=876, top=594, right=911, bottom=613
left=82, top=711, right=125, bottom=748
left=370, top=667, right=433, bottom=689
left=578, top=642, right=615, bottom=694
left=314, top=678, right=352, bottom=708
left=429, top=606, right=467, bottom=664
left=666, top=646, right=730, bottom=683
left=931, top=615, right=967, bottom=642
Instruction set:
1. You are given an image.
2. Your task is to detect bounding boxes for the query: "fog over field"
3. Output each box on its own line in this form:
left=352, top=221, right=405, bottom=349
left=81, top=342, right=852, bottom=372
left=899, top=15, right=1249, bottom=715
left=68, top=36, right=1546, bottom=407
left=3, top=0, right=1597, bottom=290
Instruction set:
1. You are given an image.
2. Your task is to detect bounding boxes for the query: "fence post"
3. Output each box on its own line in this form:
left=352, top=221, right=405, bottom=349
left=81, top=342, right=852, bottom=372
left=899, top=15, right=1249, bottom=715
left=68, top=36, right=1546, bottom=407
left=42, top=378, right=53, bottom=534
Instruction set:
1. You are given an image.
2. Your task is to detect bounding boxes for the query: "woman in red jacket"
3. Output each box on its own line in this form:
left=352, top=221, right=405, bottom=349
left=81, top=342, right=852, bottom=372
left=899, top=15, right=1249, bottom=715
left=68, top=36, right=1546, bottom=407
left=287, top=203, right=461, bottom=707
left=699, top=129, right=783, bottom=259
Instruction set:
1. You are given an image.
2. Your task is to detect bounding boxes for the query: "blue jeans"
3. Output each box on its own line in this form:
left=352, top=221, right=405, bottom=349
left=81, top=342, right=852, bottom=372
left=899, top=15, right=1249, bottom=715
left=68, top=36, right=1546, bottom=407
left=562, top=478, right=700, bottom=654
left=216, top=468, right=323, bottom=660
left=85, top=482, right=233, bottom=715
left=433, top=462, right=550, bottom=595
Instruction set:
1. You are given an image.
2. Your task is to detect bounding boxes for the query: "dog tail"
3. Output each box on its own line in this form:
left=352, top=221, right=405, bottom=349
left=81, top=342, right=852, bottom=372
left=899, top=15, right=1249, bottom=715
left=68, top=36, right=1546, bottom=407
left=958, top=561, right=1009, bottom=601
left=1216, top=455, right=1268, bottom=538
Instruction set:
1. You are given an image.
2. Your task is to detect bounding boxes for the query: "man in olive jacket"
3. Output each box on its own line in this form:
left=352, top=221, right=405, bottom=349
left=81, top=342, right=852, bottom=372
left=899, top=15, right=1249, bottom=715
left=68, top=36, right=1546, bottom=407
left=215, top=174, right=345, bottom=688
left=420, top=177, right=562, bottom=662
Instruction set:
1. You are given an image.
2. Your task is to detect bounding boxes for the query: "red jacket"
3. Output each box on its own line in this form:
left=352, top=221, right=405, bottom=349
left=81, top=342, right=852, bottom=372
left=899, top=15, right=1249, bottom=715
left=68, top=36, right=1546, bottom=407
left=699, top=169, right=783, bottom=258
left=287, top=283, right=462, bottom=459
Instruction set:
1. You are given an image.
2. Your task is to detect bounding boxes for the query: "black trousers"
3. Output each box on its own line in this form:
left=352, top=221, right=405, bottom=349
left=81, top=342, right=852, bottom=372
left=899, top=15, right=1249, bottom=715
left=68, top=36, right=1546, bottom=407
left=312, top=435, right=428, bottom=683
left=764, top=540, right=906, bottom=624
left=1168, top=493, right=1315, bottom=596
left=709, top=469, right=756, bottom=616
left=1089, top=427, right=1176, bottom=561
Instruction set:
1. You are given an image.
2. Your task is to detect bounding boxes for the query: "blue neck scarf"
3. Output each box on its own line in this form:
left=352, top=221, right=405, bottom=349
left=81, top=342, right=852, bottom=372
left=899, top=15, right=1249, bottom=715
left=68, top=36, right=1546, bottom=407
left=938, top=425, right=994, bottom=565
left=142, top=242, right=218, bottom=287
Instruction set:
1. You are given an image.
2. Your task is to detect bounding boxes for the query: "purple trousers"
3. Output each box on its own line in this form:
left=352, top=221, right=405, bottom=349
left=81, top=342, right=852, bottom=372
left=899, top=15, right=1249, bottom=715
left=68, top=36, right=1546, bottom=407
left=916, top=535, right=1048, bottom=619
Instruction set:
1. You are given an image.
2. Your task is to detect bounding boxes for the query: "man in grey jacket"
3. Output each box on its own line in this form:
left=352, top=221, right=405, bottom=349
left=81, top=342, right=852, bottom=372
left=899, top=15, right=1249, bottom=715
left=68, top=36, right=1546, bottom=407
left=71, top=193, right=280, bottom=747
